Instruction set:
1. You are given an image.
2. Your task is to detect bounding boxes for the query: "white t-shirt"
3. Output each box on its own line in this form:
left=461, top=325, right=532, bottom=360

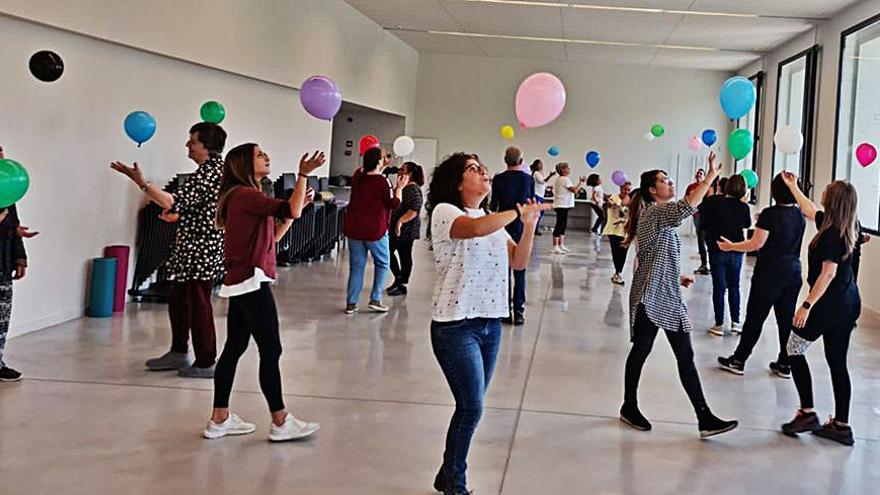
left=590, top=185, right=605, bottom=206
left=430, top=203, right=511, bottom=322
left=532, top=171, right=546, bottom=198
left=218, top=267, right=274, bottom=298
left=553, top=176, right=576, bottom=209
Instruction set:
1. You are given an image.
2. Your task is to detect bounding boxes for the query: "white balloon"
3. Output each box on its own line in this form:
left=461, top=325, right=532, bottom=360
left=774, top=125, right=803, bottom=155
left=393, top=135, right=415, bottom=156
left=644, top=132, right=655, bottom=142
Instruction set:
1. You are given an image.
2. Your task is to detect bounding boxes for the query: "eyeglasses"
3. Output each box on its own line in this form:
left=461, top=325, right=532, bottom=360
left=465, top=163, right=487, bottom=175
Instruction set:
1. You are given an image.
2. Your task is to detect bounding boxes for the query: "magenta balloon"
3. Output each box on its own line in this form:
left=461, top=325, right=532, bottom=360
left=300, top=76, right=342, bottom=121
left=515, top=72, right=566, bottom=129
left=856, top=143, right=877, bottom=167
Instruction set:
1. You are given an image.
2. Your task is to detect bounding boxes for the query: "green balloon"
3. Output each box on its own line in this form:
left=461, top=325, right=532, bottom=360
left=728, top=129, right=753, bottom=160
left=200, top=101, right=226, bottom=124
left=739, top=169, right=758, bottom=189
left=0, top=159, right=30, bottom=208
left=651, top=124, right=665, bottom=138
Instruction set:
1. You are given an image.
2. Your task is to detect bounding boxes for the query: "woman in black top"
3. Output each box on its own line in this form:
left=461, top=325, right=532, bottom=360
left=717, top=174, right=805, bottom=377
left=779, top=173, right=860, bottom=446
left=698, top=175, right=751, bottom=336
left=388, top=162, right=425, bottom=296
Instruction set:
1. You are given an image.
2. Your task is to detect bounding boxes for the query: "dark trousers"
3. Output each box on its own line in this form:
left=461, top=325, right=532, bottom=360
left=708, top=251, right=743, bottom=326
left=431, top=318, right=502, bottom=493
left=694, top=217, right=708, bottom=267
left=608, top=235, right=628, bottom=274
left=390, top=237, right=415, bottom=285
left=732, top=266, right=801, bottom=366
left=588, top=202, right=606, bottom=233
left=509, top=269, right=526, bottom=315
left=553, top=208, right=570, bottom=237
left=790, top=325, right=855, bottom=423
left=535, top=196, right=545, bottom=233
left=213, top=283, right=285, bottom=412
left=624, top=305, right=707, bottom=416
left=168, top=280, right=217, bottom=368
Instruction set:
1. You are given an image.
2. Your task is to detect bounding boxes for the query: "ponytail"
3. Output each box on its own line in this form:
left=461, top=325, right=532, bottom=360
left=622, top=170, right=664, bottom=247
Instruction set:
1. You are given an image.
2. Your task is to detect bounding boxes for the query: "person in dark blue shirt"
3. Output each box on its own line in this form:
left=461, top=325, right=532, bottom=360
left=490, top=146, right=535, bottom=325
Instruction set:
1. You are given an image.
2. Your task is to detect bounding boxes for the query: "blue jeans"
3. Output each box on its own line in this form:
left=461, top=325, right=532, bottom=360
left=708, top=250, right=743, bottom=326
left=347, top=234, right=390, bottom=305
left=431, top=318, right=502, bottom=493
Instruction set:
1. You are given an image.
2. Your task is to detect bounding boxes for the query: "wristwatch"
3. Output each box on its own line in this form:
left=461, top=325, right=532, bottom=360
left=802, top=301, right=812, bottom=310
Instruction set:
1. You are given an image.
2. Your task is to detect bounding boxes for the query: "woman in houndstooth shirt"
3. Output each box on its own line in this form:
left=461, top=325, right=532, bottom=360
left=620, top=152, right=738, bottom=438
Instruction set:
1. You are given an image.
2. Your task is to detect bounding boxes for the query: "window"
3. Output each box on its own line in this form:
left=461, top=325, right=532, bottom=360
left=736, top=72, right=763, bottom=203
left=772, top=46, right=818, bottom=194
left=835, top=14, right=880, bottom=233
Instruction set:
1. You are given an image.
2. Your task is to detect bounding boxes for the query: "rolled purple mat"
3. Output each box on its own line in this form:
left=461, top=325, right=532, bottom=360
left=103, top=245, right=130, bottom=312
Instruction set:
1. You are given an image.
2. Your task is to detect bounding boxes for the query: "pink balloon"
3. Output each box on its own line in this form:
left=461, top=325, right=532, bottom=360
left=515, top=72, right=566, bottom=129
left=688, top=135, right=702, bottom=152
left=856, top=143, right=877, bottom=167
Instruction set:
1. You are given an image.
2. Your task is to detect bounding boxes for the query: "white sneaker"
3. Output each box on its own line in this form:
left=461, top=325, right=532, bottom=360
left=203, top=413, right=257, bottom=439
left=730, top=322, right=742, bottom=334
left=553, top=246, right=566, bottom=255
left=611, top=273, right=625, bottom=285
left=560, top=245, right=571, bottom=253
left=268, top=413, right=320, bottom=442
left=708, top=325, right=725, bottom=337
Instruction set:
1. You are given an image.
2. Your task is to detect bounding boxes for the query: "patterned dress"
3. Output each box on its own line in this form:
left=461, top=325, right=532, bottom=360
left=166, top=157, right=225, bottom=282
left=629, top=198, right=696, bottom=336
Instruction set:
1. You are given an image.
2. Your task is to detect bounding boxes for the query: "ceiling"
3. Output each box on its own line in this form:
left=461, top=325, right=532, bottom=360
left=344, top=0, right=863, bottom=71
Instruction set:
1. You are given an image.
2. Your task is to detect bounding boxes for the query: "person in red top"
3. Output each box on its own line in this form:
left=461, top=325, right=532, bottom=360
left=343, top=147, right=407, bottom=314
left=685, top=168, right=710, bottom=274
left=203, top=143, right=323, bottom=442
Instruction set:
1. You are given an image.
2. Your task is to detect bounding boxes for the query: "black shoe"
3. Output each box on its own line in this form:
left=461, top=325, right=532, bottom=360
left=717, top=355, right=745, bottom=375
left=433, top=468, right=446, bottom=493
left=387, top=284, right=408, bottom=296
left=386, top=282, right=400, bottom=294
left=698, top=411, right=738, bottom=438
left=694, top=266, right=710, bottom=275
left=781, top=409, right=819, bottom=436
left=513, top=312, right=525, bottom=326
left=619, top=403, right=652, bottom=431
left=0, top=366, right=22, bottom=382
left=813, top=417, right=855, bottom=446
left=535, top=231, right=543, bottom=236
left=769, top=361, right=791, bottom=379
left=501, top=315, right=514, bottom=325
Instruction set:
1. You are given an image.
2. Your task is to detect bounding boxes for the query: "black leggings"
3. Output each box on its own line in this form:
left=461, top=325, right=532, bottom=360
left=553, top=208, right=570, bottom=237
left=624, top=305, right=707, bottom=416
left=733, top=267, right=800, bottom=366
left=390, top=237, right=415, bottom=285
left=789, top=323, right=856, bottom=423
left=608, top=235, right=628, bottom=274
left=588, top=202, right=606, bottom=233
left=213, top=283, right=285, bottom=412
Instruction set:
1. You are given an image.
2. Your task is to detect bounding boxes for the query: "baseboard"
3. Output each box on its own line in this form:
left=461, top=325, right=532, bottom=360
left=8, top=309, right=84, bottom=339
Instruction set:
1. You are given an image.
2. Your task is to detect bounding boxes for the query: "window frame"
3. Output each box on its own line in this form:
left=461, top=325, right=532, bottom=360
left=736, top=71, right=763, bottom=204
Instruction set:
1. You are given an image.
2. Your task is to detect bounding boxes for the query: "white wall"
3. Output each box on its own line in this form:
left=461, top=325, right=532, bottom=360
left=330, top=110, right=406, bottom=178
left=0, top=0, right=421, bottom=337
left=414, top=53, right=735, bottom=185
left=737, top=0, right=880, bottom=313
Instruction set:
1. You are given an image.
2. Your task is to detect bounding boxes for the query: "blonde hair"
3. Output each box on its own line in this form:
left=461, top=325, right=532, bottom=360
left=555, top=162, right=570, bottom=175
left=811, top=180, right=858, bottom=258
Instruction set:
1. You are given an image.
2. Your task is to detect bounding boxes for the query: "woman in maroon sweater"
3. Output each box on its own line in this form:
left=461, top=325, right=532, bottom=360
left=203, top=143, right=323, bottom=442
left=343, top=147, right=407, bottom=314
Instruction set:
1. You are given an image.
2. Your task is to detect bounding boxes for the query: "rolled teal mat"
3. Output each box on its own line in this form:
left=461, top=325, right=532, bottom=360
left=87, top=257, right=117, bottom=318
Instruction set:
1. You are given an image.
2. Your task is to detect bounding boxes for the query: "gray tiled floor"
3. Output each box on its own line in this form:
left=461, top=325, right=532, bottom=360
left=2, top=233, right=878, bottom=494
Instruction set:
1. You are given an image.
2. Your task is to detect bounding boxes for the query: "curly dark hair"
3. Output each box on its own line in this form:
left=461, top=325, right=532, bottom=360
left=427, top=152, right=487, bottom=212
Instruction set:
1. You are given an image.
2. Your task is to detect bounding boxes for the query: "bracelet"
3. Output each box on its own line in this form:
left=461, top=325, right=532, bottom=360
left=298, top=173, right=309, bottom=179
left=139, top=181, right=151, bottom=191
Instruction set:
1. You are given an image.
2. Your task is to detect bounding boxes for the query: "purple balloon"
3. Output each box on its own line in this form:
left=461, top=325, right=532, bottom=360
left=612, top=170, right=628, bottom=187
left=300, top=76, right=342, bottom=121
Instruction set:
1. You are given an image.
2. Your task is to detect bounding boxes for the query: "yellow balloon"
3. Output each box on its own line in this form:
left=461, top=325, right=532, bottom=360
left=500, top=125, right=515, bottom=140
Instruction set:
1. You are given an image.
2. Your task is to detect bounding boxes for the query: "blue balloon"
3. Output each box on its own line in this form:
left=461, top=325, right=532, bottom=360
left=124, top=111, right=157, bottom=147
left=701, top=129, right=717, bottom=147
left=719, top=76, right=756, bottom=120
left=585, top=150, right=600, bottom=168
left=548, top=146, right=560, bottom=157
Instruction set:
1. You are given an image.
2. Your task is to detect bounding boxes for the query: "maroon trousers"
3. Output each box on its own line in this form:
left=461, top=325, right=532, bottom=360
left=168, top=280, right=216, bottom=368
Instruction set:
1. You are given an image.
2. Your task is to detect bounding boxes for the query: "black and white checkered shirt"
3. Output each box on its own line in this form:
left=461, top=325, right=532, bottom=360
left=629, top=198, right=696, bottom=336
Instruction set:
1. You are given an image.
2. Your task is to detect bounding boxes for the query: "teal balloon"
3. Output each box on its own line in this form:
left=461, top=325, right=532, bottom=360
left=728, top=129, right=753, bottom=160
left=124, top=111, right=157, bottom=147
left=200, top=101, right=226, bottom=124
left=548, top=146, right=560, bottom=157
left=720, top=76, right=756, bottom=120
left=739, top=169, right=758, bottom=189
left=0, top=159, right=30, bottom=208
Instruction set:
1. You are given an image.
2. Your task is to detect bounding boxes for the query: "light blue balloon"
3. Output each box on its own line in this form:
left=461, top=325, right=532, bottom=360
left=701, top=129, right=717, bottom=147
left=719, top=76, right=756, bottom=120
left=548, top=146, right=560, bottom=157
left=585, top=151, right=600, bottom=168
left=124, top=111, right=157, bottom=147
